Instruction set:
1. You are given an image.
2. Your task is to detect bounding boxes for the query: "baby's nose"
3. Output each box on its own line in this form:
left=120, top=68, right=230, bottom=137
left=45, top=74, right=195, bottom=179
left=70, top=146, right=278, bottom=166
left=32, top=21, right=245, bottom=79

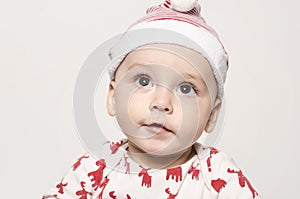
left=149, top=86, right=173, bottom=114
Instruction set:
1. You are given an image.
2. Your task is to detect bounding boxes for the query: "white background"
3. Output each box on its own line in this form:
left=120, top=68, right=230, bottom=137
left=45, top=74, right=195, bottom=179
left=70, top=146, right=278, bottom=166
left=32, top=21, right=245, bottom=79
left=1, top=0, right=299, bottom=198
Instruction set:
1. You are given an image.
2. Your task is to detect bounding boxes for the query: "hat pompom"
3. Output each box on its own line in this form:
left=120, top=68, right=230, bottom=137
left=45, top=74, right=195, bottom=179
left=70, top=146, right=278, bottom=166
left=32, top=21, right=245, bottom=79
left=170, top=0, right=198, bottom=12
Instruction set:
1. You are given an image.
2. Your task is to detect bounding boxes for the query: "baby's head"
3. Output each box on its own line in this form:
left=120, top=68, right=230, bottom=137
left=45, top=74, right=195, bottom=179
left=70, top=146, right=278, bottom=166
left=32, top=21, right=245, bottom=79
left=105, top=0, right=228, bottom=160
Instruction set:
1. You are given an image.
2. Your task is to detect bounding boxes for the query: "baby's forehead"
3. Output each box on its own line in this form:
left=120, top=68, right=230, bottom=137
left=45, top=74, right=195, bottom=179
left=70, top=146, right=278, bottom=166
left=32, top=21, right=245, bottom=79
left=120, top=43, right=214, bottom=82
left=133, top=43, right=209, bottom=66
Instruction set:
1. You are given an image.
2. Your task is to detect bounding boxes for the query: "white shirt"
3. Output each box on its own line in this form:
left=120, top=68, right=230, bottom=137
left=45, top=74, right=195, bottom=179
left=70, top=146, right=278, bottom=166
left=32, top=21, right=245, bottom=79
left=43, top=139, right=261, bottom=199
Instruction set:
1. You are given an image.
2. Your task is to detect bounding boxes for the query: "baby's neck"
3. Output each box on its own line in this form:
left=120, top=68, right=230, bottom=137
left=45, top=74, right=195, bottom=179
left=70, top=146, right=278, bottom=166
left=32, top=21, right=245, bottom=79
left=126, top=142, right=196, bottom=169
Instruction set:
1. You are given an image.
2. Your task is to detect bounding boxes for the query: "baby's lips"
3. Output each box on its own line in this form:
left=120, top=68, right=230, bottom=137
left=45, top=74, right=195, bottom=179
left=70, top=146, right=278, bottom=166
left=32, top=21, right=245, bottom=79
left=143, top=122, right=175, bottom=134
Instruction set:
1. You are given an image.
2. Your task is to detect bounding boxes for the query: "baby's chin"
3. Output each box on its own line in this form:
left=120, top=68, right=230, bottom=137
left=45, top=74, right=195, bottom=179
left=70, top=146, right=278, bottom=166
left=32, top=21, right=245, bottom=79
left=128, top=137, right=192, bottom=156
left=127, top=140, right=195, bottom=169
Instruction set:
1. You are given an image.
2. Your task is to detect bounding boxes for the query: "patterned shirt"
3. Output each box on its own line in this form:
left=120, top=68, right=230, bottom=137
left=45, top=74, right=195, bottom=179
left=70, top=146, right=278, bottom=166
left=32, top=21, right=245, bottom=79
left=43, top=139, right=260, bottom=199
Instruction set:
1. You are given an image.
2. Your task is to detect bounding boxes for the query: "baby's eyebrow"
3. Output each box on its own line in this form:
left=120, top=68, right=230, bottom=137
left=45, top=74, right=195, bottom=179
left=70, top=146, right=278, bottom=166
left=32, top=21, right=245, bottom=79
left=126, top=62, right=148, bottom=71
left=182, top=72, right=206, bottom=86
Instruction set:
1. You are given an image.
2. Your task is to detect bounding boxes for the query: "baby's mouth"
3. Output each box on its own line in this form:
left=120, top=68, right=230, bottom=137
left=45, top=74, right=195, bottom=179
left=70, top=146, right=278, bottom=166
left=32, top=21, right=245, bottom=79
left=142, top=123, right=174, bottom=134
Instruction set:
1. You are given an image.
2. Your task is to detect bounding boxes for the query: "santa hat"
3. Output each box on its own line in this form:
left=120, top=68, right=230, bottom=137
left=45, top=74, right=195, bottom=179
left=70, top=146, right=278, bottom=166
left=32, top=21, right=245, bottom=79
left=108, top=0, right=229, bottom=98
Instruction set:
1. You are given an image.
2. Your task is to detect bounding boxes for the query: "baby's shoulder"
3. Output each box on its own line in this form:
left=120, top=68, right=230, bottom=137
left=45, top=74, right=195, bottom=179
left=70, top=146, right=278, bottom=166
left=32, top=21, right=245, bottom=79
left=70, top=153, right=103, bottom=173
left=60, top=153, right=103, bottom=183
left=199, top=146, right=239, bottom=172
left=196, top=146, right=260, bottom=198
left=70, top=140, right=126, bottom=172
left=196, top=146, right=238, bottom=185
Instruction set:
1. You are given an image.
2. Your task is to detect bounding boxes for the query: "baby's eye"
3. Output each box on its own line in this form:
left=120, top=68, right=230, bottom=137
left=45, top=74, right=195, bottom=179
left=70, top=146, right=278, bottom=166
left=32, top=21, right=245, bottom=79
left=135, top=75, right=153, bottom=87
left=177, top=83, right=196, bottom=96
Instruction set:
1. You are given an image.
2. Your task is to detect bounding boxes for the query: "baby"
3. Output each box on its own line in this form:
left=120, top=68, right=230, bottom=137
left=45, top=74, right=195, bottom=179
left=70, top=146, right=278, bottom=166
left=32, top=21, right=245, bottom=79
left=43, top=0, right=261, bottom=198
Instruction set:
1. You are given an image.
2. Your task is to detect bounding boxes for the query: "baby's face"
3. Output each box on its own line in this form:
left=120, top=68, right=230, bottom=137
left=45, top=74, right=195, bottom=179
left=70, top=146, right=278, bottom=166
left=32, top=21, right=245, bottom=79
left=106, top=45, right=221, bottom=156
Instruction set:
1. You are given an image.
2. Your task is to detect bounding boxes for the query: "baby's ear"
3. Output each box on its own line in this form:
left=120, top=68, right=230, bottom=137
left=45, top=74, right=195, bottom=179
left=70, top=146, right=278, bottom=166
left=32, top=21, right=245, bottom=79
left=205, top=98, right=222, bottom=133
left=106, top=80, right=116, bottom=116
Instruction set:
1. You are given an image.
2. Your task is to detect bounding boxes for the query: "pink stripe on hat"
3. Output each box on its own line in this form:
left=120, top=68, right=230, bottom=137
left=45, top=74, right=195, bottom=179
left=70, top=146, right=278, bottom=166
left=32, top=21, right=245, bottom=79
left=131, top=1, right=226, bottom=54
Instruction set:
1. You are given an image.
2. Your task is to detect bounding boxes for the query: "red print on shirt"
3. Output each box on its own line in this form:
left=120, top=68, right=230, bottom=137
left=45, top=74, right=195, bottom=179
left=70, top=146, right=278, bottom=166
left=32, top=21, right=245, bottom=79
left=76, top=181, right=92, bottom=199
left=126, top=194, right=132, bottom=199
left=211, top=178, right=227, bottom=193
left=56, top=181, right=68, bottom=194
left=97, top=177, right=110, bottom=199
left=138, top=166, right=152, bottom=188
left=227, top=168, right=258, bottom=198
left=88, top=159, right=106, bottom=191
left=109, top=191, right=132, bottom=199
left=207, top=148, right=219, bottom=172
left=73, top=155, right=89, bottom=171
left=109, top=141, right=124, bottom=154
left=109, top=191, right=117, bottom=199
left=166, top=166, right=182, bottom=182
left=124, top=155, right=130, bottom=174
left=188, top=163, right=200, bottom=180
left=165, top=188, right=178, bottom=199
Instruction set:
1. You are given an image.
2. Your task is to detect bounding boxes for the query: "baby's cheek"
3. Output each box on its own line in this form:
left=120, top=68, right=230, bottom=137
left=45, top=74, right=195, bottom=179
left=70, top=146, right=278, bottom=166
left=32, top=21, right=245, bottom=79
left=127, top=94, right=148, bottom=122
left=180, top=98, right=200, bottom=120
left=178, top=99, right=203, bottom=131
